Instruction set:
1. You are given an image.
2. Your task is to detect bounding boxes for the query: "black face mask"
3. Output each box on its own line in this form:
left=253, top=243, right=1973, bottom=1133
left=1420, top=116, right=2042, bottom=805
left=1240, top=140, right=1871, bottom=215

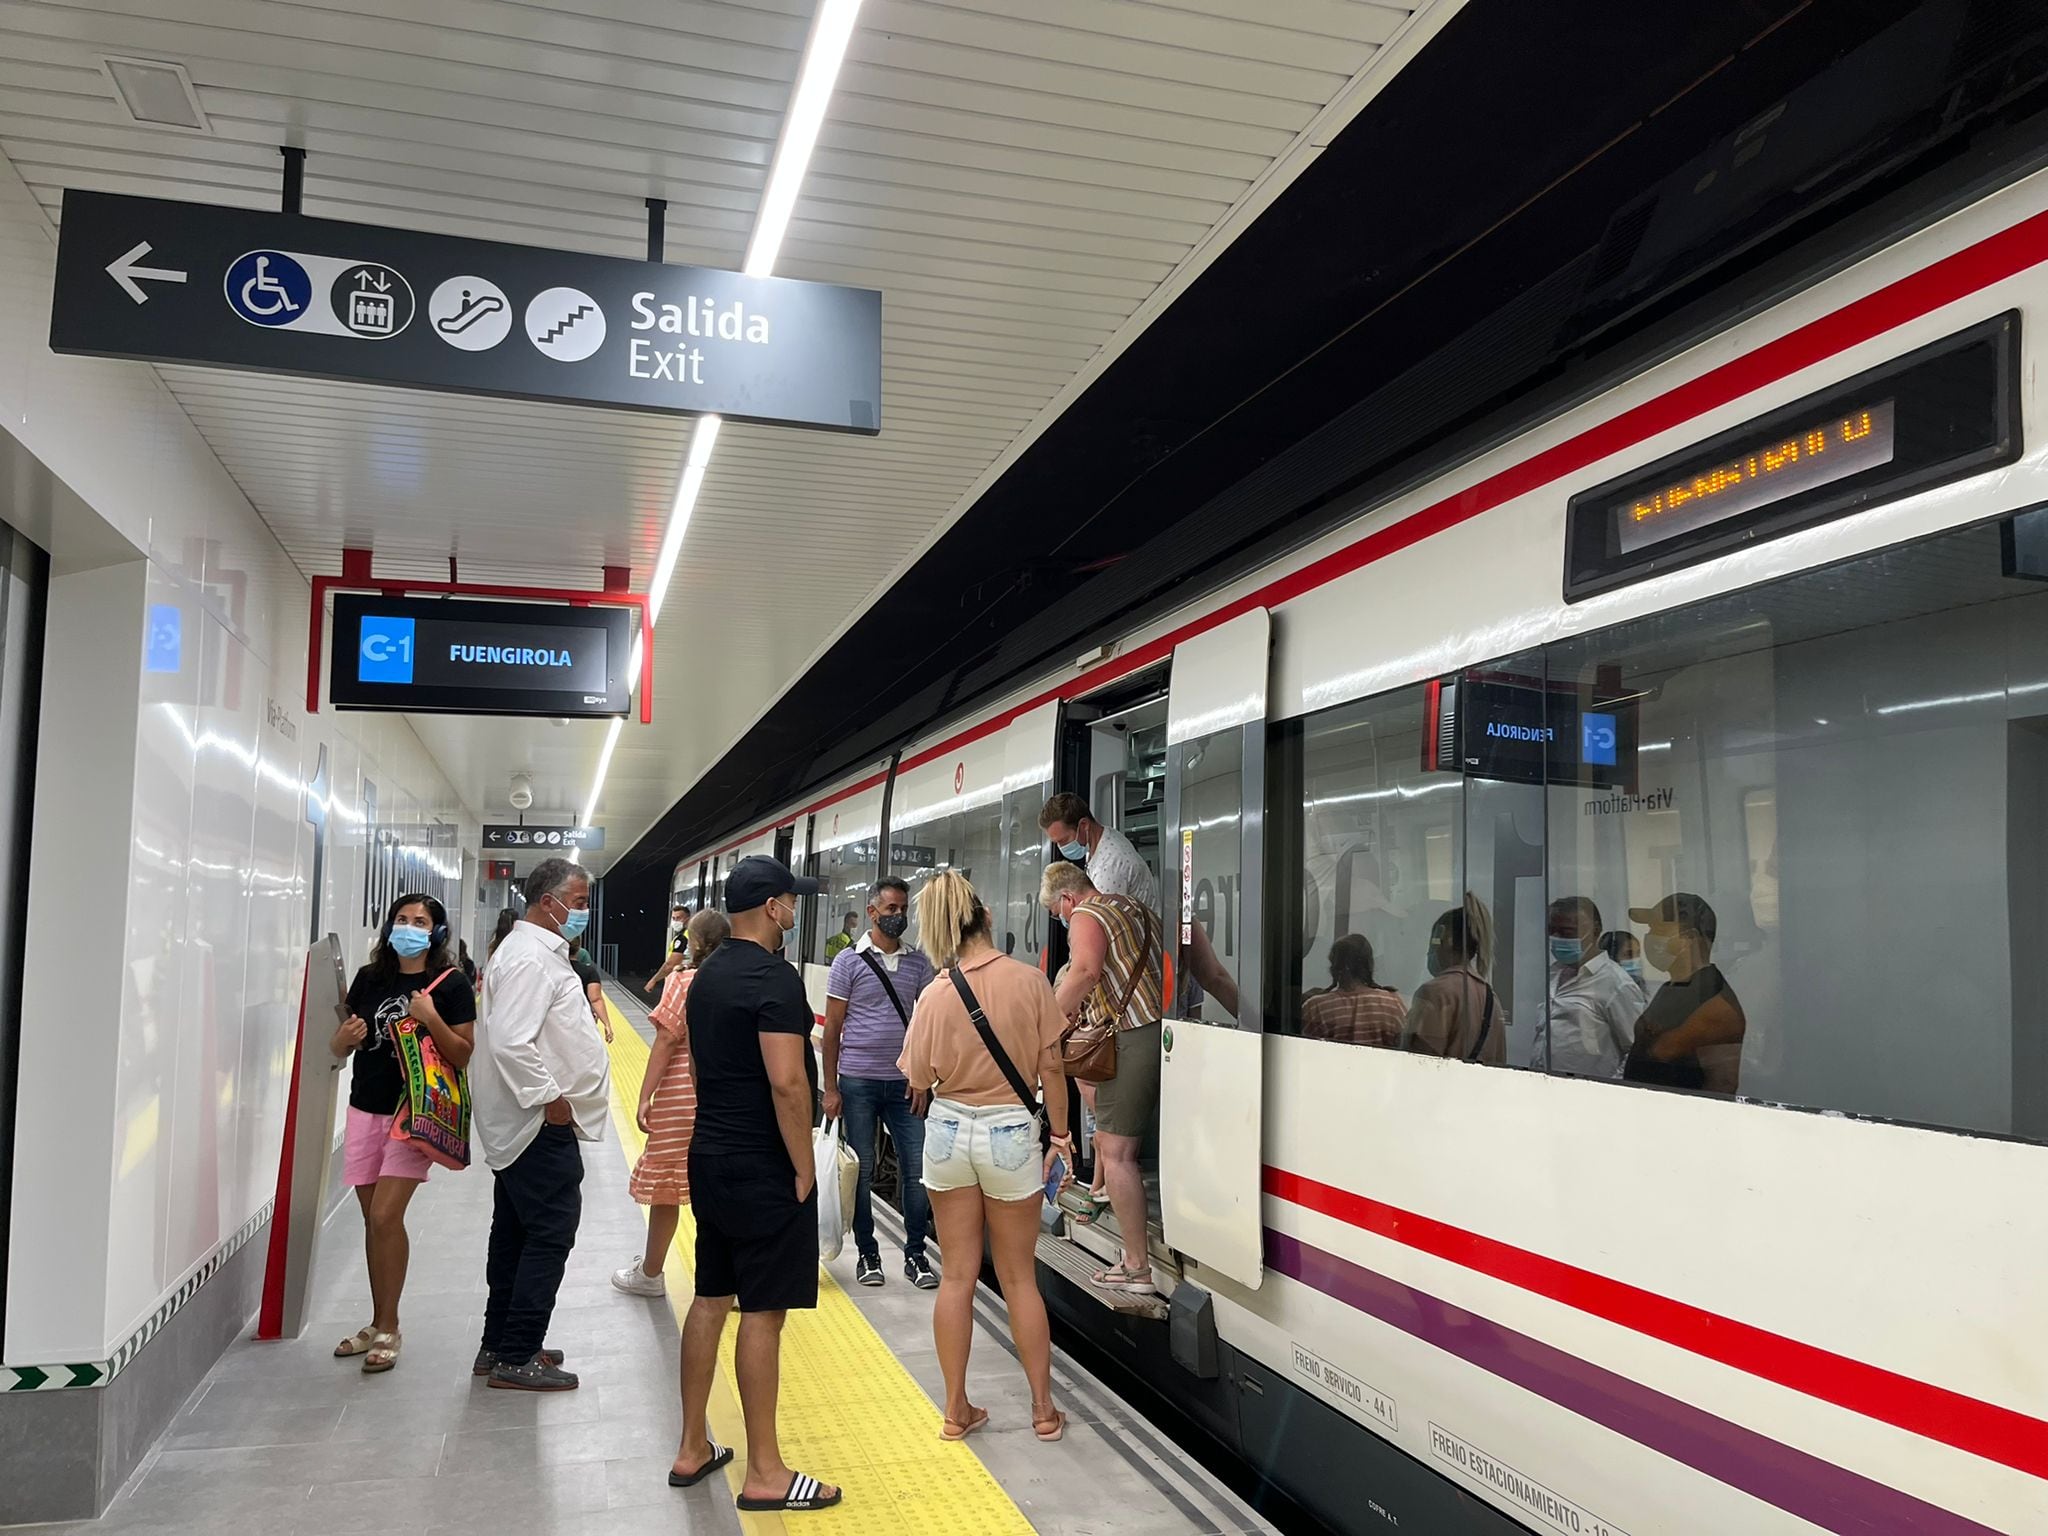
left=876, top=912, right=909, bottom=940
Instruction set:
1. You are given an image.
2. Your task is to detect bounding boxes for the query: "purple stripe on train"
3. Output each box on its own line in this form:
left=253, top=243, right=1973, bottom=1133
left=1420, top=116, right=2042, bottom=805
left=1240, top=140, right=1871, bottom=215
left=1264, top=1231, right=2003, bottom=1536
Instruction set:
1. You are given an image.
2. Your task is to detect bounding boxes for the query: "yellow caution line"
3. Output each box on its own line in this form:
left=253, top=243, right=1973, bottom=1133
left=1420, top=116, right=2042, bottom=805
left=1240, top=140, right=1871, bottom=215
left=600, top=995, right=1036, bottom=1535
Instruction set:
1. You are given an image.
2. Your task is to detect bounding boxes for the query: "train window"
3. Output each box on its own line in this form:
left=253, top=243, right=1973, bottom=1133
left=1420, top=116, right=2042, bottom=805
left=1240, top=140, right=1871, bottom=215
left=1175, top=727, right=1244, bottom=1024
left=1277, top=673, right=1541, bottom=1064
left=1543, top=517, right=2048, bottom=1137
left=807, top=833, right=878, bottom=970
left=1279, top=519, right=2048, bottom=1137
left=1001, top=786, right=1047, bottom=966
left=890, top=801, right=1003, bottom=950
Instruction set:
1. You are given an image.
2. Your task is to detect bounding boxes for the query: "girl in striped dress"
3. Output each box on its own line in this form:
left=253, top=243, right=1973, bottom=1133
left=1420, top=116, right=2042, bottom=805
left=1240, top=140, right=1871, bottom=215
left=612, top=909, right=728, bottom=1297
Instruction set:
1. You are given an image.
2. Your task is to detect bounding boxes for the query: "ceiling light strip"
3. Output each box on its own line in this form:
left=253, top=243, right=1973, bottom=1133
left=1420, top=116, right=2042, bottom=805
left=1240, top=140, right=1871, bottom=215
left=580, top=0, right=864, bottom=841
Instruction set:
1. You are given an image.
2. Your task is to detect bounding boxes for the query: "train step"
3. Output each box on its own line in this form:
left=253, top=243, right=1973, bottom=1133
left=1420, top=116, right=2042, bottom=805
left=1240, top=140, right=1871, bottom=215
left=1035, top=1230, right=1171, bottom=1320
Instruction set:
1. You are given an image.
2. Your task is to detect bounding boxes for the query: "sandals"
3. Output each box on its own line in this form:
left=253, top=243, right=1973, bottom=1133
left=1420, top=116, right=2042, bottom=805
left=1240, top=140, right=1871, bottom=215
left=1091, top=1261, right=1158, bottom=1295
left=1033, top=1402, right=1067, bottom=1443
left=334, top=1326, right=376, bottom=1358
left=939, top=1406, right=988, bottom=1442
left=736, top=1471, right=842, bottom=1512
left=667, top=1440, right=733, bottom=1488
left=362, top=1331, right=401, bottom=1373
left=1057, top=1187, right=1107, bottom=1224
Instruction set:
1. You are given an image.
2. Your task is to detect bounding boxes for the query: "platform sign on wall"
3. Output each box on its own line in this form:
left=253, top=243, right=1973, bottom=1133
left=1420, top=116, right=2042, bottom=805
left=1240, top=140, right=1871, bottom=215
left=328, top=594, right=633, bottom=718
left=48, top=190, right=883, bottom=433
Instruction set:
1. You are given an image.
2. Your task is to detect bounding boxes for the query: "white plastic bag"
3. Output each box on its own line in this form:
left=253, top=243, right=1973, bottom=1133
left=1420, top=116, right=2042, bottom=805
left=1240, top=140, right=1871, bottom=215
left=814, top=1119, right=860, bottom=1261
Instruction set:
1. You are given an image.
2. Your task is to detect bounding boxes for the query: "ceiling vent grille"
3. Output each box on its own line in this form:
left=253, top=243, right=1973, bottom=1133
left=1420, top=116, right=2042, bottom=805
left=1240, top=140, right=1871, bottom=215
left=99, top=56, right=212, bottom=134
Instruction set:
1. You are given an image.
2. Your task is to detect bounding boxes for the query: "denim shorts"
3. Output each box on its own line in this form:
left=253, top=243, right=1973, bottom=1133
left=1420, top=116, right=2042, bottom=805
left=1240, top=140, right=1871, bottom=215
left=920, top=1098, right=1041, bottom=1203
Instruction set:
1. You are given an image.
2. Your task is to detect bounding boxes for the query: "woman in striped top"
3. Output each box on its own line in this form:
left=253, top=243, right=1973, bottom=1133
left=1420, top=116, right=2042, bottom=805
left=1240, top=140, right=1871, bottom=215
left=612, top=909, right=728, bottom=1298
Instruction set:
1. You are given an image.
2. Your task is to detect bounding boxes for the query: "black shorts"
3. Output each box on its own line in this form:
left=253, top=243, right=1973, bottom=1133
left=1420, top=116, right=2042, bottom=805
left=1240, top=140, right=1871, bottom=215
left=689, top=1152, right=819, bottom=1313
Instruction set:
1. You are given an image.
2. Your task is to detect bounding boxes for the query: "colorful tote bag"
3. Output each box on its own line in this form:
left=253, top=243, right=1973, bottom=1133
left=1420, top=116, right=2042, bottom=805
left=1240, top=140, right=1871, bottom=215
left=389, top=969, right=472, bottom=1170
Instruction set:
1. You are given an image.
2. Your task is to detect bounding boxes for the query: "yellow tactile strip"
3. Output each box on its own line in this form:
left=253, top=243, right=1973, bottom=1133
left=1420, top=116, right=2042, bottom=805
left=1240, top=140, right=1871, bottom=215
left=600, top=995, right=1037, bottom=1535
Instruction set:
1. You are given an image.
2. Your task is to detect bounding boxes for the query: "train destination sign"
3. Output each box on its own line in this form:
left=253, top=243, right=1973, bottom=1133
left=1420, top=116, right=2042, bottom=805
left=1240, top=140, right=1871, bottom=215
left=48, top=190, right=883, bottom=432
left=1564, top=311, right=2019, bottom=600
left=328, top=594, right=633, bottom=719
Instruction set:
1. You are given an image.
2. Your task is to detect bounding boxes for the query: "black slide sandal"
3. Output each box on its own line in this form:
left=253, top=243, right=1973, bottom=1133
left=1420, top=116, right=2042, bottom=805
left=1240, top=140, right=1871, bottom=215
left=736, top=1471, right=842, bottom=1512
left=667, top=1442, right=733, bottom=1488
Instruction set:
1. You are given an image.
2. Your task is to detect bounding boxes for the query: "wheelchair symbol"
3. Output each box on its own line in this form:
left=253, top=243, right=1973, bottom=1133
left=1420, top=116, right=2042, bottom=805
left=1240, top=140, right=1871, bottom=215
left=224, top=250, right=312, bottom=327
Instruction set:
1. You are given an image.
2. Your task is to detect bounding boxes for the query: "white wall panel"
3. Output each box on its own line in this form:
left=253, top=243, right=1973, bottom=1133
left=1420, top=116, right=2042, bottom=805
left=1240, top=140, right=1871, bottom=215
left=0, top=147, right=481, bottom=1364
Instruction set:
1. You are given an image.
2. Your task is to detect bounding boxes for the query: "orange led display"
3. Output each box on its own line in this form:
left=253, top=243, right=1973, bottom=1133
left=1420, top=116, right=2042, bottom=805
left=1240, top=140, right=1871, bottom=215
left=1629, top=408, right=1880, bottom=525
left=1609, top=397, right=1897, bottom=557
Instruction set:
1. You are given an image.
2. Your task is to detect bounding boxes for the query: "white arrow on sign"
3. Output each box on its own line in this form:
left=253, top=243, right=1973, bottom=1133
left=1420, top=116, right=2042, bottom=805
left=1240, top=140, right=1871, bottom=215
left=107, top=241, right=187, bottom=304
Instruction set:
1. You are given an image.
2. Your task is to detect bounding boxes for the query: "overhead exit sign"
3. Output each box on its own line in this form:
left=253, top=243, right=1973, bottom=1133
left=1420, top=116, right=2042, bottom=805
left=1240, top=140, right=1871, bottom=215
left=48, top=190, right=882, bottom=432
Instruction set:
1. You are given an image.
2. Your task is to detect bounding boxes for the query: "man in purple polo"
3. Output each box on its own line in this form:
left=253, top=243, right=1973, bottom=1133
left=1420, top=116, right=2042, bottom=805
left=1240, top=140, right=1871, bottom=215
left=820, top=877, right=937, bottom=1289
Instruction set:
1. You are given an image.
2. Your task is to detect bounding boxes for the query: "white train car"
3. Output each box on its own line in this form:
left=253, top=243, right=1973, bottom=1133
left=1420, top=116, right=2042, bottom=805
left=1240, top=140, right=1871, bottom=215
left=670, top=164, right=2048, bottom=1535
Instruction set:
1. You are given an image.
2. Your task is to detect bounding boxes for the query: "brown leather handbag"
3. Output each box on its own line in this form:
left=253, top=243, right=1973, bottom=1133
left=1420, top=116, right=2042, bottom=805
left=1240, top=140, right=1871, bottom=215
left=1060, top=906, right=1155, bottom=1083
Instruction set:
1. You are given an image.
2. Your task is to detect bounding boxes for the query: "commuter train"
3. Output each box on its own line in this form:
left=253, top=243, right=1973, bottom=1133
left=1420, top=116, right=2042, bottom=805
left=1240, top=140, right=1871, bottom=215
left=670, top=166, right=2048, bottom=1534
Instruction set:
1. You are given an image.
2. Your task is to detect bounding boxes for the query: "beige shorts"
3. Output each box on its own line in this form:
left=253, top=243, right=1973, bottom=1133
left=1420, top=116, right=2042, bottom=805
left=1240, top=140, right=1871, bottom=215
left=1091, top=1022, right=1161, bottom=1139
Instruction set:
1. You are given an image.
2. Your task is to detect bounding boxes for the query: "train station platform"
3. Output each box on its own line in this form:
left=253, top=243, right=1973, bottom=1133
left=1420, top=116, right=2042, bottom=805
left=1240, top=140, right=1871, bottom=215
left=4, top=987, right=1274, bottom=1536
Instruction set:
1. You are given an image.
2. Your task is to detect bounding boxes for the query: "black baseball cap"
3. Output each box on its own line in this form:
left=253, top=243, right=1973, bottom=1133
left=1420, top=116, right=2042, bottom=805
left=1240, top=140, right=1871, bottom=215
left=725, top=855, right=819, bottom=913
left=1628, top=892, right=1717, bottom=944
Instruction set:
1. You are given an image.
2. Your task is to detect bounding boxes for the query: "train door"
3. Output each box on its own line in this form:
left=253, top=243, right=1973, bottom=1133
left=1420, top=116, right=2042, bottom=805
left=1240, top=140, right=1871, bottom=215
left=1160, top=609, right=1269, bottom=1288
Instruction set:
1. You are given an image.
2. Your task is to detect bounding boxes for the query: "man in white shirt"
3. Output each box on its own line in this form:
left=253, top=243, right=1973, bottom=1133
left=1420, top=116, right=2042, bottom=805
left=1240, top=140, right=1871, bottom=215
left=1039, top=791, right=1159, bottom=911
left=472, top=858, right=610, bottom=1391
left=1040, top=791, right=1240, bottom=1020
left=1529, top=895, right=1646, bottom=1079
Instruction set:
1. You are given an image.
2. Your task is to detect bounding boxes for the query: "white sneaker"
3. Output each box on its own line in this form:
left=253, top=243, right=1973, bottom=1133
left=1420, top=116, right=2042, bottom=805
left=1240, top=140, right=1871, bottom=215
left=610, top=1259, right=666, bottom=1297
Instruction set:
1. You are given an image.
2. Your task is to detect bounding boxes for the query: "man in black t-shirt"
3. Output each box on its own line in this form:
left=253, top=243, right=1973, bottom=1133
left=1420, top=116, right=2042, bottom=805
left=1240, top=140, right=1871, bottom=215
left=1624, top=892, right=1747, bottom=1095
left=671, top=856, right=841, bottom=1515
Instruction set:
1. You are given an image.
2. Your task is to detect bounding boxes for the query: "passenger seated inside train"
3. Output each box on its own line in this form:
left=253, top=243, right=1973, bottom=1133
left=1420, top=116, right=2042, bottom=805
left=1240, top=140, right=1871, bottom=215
left=1300, top=933, right=1406, bottom=1048
left=1623, top=892, right=1746, bottom=1094
left=1403, top=893, right=1507, bottom=1063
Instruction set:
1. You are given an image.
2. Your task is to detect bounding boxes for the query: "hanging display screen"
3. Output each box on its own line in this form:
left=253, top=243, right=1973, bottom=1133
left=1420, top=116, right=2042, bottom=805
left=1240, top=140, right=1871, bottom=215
left=328, top=593, right=632, bottom=717
left=1565, top=312, right=2020, bottom=601
left=1424, top=674, right=1637, bottom=790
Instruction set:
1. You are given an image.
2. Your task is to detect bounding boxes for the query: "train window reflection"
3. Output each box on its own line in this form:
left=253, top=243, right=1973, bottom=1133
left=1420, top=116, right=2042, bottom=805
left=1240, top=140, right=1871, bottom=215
left=889, top=802, right=1003, bottom=949
left=1282, top=684, right=1456, bottom=1048
left=1279, top=521, right=2048, bottom=1136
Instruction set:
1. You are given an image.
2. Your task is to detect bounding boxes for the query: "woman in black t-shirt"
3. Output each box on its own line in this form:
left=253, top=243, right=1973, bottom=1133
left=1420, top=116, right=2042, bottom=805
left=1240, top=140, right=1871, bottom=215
left=331, top=893, right=477, bottom=1373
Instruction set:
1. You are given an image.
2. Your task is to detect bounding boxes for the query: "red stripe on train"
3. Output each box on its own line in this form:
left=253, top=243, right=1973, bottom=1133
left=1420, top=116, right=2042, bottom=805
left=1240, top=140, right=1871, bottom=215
left=1262, top=1165, right=2048, bottom=1482
left=690, top=205, right=2048, bottom=867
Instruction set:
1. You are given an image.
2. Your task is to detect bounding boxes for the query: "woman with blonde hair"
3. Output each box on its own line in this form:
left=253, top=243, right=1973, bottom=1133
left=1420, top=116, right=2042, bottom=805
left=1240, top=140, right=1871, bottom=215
left=612, top=908, right=729, bottom=1298
left=897, top=870, right=1073, bottom=1443
left=1404, top=891, right=1507, bottom=1063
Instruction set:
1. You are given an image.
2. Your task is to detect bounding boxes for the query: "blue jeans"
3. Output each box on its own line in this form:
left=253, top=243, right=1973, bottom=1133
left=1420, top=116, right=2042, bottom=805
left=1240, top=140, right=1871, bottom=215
left=838, top=1075, right=930, bottom=1262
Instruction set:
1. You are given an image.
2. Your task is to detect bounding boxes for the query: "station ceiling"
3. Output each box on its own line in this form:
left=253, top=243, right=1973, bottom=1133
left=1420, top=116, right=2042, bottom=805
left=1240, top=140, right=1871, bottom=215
left=0, top=0, right=1455, bottom=872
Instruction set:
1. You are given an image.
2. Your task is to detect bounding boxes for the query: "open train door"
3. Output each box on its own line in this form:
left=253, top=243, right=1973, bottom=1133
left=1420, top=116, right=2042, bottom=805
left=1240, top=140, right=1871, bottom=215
left=1159, top=608, right=1269, bottom=1289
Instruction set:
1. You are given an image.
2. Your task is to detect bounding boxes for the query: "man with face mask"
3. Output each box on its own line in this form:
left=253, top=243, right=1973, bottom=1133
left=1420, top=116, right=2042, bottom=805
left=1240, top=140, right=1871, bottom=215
left=673, top=855, right=842, bottom=1514
left=1528, top=896, right=1645, bottom=1078
left=472, top=858, right=609, bottom=1390
left=1624, top=893, right=1747, bottom=1095
left=821, top=878, right=937, bottom=1288
left=1038, top=792, right=1159, bottom=911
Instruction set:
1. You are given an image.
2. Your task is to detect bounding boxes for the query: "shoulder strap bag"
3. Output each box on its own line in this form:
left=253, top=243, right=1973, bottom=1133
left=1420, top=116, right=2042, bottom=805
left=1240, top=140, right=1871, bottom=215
left=390, top=969, right=472, bottom=1170
left=1465, top=982, right=1497, bottom=1063
left=856, top=947, right=913, bottom=1029
left=1060, top=904, right=1156, bottom=1084
left=947, top=967, right=1044, bottom=1140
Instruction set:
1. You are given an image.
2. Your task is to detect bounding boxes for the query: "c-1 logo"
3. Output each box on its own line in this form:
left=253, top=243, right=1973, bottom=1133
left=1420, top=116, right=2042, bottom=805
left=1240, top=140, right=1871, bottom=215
left=358, top=615, right=416, bottom=684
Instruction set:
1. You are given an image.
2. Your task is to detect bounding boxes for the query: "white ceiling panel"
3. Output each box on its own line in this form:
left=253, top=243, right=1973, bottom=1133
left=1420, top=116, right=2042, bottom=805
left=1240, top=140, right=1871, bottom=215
left=0, top=0, right=1458, bottom=872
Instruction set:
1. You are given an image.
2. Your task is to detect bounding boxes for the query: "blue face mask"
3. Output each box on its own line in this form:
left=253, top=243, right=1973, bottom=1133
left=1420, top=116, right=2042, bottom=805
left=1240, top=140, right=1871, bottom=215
left=1548, top=936, right=1585, bottom=966
left=388, top=925, right=432, bottom=958
left=560, top=907, right=590, bottom=941
left=1621, top=959, right=1644, bottom=982
left=1057, top=839, right=1087, bottom=862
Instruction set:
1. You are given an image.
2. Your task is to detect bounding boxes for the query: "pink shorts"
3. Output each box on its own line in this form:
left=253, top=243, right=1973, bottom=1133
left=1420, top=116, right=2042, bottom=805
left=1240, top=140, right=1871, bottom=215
left=343, top=1107, right=435, bottom=1186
